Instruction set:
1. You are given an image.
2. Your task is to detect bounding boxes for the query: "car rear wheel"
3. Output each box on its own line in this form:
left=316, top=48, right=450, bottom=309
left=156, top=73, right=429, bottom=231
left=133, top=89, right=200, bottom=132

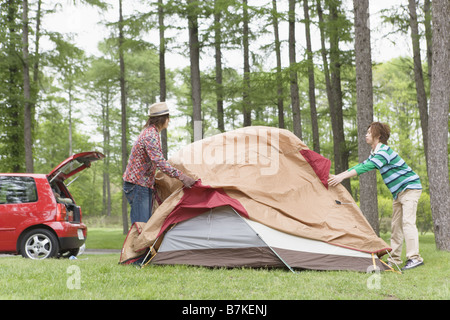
left=20, top=229, right=59, bottom=259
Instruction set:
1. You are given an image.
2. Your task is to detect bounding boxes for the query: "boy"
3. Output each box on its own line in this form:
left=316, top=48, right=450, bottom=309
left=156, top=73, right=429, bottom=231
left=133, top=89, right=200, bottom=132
left=328, top=122, right=424, bottom=270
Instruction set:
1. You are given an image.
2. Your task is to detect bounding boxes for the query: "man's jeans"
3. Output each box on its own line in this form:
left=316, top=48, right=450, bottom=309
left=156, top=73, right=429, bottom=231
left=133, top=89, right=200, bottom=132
left=123, top=181, right=153, bottom=225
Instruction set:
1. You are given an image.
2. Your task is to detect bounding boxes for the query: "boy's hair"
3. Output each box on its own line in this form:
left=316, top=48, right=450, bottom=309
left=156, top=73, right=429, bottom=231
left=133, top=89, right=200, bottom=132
left=369, top=122, right=390, bottom=145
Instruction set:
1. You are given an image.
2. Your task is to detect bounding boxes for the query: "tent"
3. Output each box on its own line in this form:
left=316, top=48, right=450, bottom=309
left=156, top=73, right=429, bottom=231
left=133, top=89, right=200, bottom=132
left=120, top=126, right=391, bottom=272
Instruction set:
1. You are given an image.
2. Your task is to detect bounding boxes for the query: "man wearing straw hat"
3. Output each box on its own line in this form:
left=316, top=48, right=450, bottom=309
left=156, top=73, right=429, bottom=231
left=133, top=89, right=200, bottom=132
left=123, top=102, right=197, bottom=225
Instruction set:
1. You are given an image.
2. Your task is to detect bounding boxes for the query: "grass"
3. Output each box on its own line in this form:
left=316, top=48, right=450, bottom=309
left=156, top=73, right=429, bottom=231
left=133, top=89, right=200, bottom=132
left=0, top=230, right=449, bottom=300
left=84, top=227, right=126, bottom=250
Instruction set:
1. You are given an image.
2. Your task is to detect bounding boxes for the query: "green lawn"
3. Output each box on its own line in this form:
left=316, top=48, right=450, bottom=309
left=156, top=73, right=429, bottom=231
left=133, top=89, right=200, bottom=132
left=0, top=230, right=448, bottom=300
left=84, top=227, right=127, bottom=250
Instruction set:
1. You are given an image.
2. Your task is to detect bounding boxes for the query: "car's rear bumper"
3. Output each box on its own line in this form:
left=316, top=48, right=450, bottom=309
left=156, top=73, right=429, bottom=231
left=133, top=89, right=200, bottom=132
left=45, top=221, right=87, bottom=250
left=59, top=235, right=86, bottom=250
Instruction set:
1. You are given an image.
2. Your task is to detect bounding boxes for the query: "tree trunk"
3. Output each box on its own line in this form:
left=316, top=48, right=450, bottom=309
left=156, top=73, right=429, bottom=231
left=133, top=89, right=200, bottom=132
left=303, top=0, right=319, bottom=152
left=428, top=0, right=450, bottom=251
left=242, top=0, right=251, bottom=127
left=214, top=1, right=224, bottom=132
left=30, top=0, right=41, bottom=156
left=317, top=0, right=334, bottom=141
left=423, top=0, right=432, bottom=83
left=106, top=96, right=111, bottom=217
left=119, top=0, right=129, bottom=235
left=68, top=85, right=73, bottom=156
left=328, top=0, right=350, bottom=193
left=22, top=0, right=33, bottom=173
left=102, top=88, right=111, bottom=217
left=353, top=0, right=379, bottom=235
left=272, top=0, right=284, bottom=129
left=188, top=0, right=202, bottom=140
left=408, top=0, right=429, bottom=161
left=158, top=0, right=168, bottom=157
left=288, top=0, right=302, bottom=138
left=33, top=0, right=41, bottom=86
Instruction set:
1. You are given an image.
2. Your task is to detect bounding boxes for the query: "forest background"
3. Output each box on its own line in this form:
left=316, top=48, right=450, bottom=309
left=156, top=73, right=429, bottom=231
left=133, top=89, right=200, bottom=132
left=1, top=0, right=449, bottom=249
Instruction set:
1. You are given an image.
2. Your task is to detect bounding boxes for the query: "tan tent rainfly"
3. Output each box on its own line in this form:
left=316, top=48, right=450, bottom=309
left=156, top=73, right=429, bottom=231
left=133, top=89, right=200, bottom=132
left=120, top=126, right=391, bottom=272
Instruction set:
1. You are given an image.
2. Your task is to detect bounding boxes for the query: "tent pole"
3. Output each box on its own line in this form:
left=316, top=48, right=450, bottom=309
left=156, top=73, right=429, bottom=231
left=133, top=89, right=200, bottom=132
left=139, top=236, right=160, bottom=269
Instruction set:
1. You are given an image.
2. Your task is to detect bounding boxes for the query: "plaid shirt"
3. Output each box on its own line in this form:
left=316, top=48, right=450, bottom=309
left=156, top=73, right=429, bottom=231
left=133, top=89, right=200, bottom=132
left=123, top=124, right=183, bottom=188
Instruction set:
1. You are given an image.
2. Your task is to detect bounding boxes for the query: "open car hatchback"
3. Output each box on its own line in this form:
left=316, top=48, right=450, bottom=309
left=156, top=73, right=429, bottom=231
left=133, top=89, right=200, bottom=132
left=0, top=152, right=104, bottom=259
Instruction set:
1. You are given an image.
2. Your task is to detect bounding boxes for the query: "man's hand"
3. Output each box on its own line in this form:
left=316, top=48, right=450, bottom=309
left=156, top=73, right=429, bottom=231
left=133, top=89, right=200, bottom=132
left=180, top=174, right=196, bottom=188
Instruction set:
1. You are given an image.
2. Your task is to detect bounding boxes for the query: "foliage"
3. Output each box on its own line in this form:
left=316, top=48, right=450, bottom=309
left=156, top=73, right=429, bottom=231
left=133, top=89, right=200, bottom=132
left=373, top=57, right=429, bottom=190
left=0, top=0, right=25, bottom=172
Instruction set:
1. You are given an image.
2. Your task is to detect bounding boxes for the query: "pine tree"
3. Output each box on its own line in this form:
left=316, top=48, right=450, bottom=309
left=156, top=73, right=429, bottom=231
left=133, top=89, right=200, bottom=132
left=353, top=0, right=378, bottom=234
left=428, top=0, right=450, bottom=251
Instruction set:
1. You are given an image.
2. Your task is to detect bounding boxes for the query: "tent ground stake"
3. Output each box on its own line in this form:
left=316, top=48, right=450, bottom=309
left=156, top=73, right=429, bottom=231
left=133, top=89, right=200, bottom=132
left=383, top=251, right=403, bottom=274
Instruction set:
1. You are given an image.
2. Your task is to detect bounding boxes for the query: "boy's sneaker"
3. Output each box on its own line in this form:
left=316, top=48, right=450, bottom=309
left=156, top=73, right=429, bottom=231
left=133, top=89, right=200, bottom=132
left=401, top=259, right=424, bottom=270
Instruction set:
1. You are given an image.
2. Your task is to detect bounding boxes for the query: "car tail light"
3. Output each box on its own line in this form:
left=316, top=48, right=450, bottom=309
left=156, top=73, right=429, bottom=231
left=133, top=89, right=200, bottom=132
left=56, top=203, right=67, bottom=221
left=67, top=210, right=74, bottom=222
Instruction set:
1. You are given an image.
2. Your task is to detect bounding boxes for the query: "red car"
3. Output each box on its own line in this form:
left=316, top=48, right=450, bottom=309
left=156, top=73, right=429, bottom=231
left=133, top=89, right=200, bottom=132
left=0, top=152, right=104, bottom=259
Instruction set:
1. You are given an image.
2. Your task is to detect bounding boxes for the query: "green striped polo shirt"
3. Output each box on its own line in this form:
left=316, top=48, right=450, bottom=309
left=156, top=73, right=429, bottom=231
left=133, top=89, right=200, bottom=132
left=348, top=143, right=422, bottom=199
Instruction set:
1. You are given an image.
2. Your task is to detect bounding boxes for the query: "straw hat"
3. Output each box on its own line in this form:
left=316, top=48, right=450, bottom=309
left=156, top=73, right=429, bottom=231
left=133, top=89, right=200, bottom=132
left=149, top=102, right=170, bottom=117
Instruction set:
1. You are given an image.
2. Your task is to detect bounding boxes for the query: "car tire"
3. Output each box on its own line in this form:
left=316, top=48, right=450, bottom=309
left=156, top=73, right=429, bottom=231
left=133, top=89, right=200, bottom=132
left=20, top=228, right=59, bottom=260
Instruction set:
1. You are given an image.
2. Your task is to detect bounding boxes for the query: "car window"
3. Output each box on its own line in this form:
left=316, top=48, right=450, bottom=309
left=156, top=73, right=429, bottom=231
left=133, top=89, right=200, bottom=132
left=59, top=160, right=85, bottom=175
left=0, top=176, right=38, bottom=204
